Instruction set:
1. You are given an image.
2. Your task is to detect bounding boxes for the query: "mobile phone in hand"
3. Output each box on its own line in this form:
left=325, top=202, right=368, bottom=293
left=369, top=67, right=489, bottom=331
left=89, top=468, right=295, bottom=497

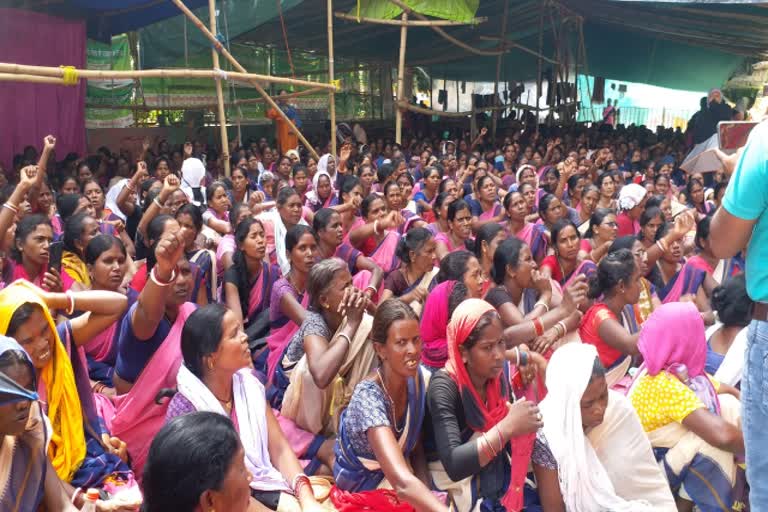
left=48, top=241, right=63, bottom=273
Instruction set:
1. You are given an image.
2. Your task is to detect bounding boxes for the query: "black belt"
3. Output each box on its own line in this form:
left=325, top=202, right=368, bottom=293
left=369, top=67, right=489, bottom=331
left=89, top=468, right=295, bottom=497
left=752, top=302, right=768, bottom=322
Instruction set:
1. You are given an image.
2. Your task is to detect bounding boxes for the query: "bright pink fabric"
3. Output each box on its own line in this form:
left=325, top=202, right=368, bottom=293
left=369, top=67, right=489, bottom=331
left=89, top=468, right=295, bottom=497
left=420, top=280, right=455, bottom=368
left=637, top=302, right=707, bottom=378
left=0, top=9, right=86, bottom=170
left=110, top=303, right=197, bottom=481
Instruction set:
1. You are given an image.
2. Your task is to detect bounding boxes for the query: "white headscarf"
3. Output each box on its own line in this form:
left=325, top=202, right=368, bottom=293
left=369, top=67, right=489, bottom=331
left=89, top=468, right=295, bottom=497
left=618, top=183, right=647, bottom=212
left=305, top=170, right=333, bottom=207
left=181, top=158, right=206, bottom=206
left=104, top=179, right=129, bottom=222
left=317, top=154, right=336, bottom=180
left=539, top=343, right=654, bottom=512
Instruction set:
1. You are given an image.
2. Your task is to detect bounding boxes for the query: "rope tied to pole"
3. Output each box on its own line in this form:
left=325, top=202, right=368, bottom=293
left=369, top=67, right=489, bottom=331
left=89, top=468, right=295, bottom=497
left=214, top=67, right=229, bottom=81
left=60, top=66, right=78, bottom=86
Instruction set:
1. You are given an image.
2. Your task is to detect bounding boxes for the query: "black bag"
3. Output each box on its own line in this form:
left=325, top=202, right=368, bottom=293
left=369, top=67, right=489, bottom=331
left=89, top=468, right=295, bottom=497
left=245, top=307, right=271, bottom=353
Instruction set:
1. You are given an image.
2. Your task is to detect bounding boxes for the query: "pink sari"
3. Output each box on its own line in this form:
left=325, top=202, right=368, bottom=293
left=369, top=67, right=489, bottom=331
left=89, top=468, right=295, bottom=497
left=512, top=222, right=547, bottom=263
left=109, top=303, right=197, bottom=480
left=82, top=321, right=118, bottom=364
left=478, top=203, right=502, bottom=221
left=368, top=230, right=401, bottom=274
left=658, top=261, right=706, bottom=304
left=11, top=262, right=74, bottom=291
left=420, top=280, right=455, bottom=369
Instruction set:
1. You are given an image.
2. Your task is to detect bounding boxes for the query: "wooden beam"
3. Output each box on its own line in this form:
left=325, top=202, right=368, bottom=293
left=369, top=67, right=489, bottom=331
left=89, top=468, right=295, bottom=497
left=328, top=0, right=337, bottom=155
left=209, top=0, right=230, bottom=177
left=0, top=63, right=337, bottom=91
left=395, top=12, right=408, bottom=144
left=479, top=35, right=558, bottom=64
left=0, top=73, right=65, bottom=84
left=334, top=12, right=487, bottom=26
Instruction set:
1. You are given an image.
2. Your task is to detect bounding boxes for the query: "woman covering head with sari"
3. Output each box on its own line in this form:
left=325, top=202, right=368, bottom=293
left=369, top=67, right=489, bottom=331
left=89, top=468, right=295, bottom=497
left=503, top=191, right=548, bottom=264
left=166, top=304, right=326, bottom=512
left=533, top=343, right=674, bottom=511
left=426, top=299, right=544, bottom=511
left=304, top=170, right=337, bottom=213
left=0, top=280, right=143, bottom=504
left=334, top=300, right=447, bottom=511
left=628, top=302, right=744, bottom=512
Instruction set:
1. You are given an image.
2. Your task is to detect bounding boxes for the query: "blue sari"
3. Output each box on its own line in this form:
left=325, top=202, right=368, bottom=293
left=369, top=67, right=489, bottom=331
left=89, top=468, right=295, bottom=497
left=333, top=368, right=427, bottom=491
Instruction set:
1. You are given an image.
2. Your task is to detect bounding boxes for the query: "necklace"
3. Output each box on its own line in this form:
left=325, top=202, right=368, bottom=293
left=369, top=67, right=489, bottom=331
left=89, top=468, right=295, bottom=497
left=213, top=393, right=233, bottom=409
left=377, top=368, right=404, bottom=435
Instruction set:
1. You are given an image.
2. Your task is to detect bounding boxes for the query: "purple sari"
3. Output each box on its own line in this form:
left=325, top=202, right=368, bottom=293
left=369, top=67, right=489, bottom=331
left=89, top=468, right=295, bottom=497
left=658, top=262, right=706, bottom=304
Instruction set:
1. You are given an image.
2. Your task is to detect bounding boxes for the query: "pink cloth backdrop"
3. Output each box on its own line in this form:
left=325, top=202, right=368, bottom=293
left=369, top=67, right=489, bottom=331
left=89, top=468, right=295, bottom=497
left=0, top=9, right=86, bottom=171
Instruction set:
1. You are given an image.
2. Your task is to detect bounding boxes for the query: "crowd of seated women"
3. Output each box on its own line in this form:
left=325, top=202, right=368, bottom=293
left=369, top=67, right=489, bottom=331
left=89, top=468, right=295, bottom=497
left=0, top=122, right=750, bottom=511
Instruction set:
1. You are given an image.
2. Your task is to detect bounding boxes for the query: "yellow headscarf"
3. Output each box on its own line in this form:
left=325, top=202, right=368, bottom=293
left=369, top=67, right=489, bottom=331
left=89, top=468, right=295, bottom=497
left=62, top=250, right=91, bottom=287
left=0, top=280, right=86, bottom=482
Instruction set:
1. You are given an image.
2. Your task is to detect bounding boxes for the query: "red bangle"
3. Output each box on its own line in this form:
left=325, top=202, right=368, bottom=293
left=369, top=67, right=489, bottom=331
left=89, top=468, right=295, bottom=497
left=532, top=317, right=544, bottom=337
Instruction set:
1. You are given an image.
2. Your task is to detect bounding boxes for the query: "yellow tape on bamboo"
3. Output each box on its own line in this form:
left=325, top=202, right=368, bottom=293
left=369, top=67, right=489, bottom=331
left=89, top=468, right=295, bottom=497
left=331, top=79, right=341, bottom=90
left=59, top=66, right=79, bottom=86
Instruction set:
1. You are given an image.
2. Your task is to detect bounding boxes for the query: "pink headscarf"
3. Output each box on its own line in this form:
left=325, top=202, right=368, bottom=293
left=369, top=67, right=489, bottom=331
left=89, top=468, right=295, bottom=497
left=420, top=280, right=455, bottom=368
left=637, top=302, right=707, bottom=377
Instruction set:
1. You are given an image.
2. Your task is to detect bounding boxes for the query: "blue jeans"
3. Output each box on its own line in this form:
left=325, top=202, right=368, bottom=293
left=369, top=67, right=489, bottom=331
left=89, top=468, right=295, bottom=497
left=744, top=320, right=768, bottom=509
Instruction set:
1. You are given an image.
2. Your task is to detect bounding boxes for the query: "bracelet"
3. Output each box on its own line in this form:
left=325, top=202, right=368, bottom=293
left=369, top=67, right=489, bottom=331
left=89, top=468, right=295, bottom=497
left=513, top=347, right=521, bottom=367
left=2, top=202, right=18, bottom=214
left=71, top=487, right=83, bottom=504
left=495, top=426, right=505, bottom=453
left=532, top=317, right=544, bottom=337
left=150, top=265, right=178, bottom=287
left=656, top=239, right=668, bottom=253
left=555, top=320, right=568, bottom=339
left=337, top=332, right=352, bottom=347
left=64, top=290, right=75, bottom=315
left=373, top=219, right=380, bottom=235
left=125, top=181, right=137, bottom=193
left=292, top=473, right=311, bottom=495
left=553, top=323, right=565, bottom=339
left=364, top=284, right=378, bottom=296
left=533, top=300, right=550, bottom=313
left=519, top=350, right=529, bottom=367
left=482, top=431, right=498, bottom=458
left=153, top=197, right=164, bottom=209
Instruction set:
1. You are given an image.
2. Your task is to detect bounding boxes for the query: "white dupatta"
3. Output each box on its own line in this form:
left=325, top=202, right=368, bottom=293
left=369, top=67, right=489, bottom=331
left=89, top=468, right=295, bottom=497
left=539, top=344, right=654, bottom=512
left=176, top=365, right=290, bottom=492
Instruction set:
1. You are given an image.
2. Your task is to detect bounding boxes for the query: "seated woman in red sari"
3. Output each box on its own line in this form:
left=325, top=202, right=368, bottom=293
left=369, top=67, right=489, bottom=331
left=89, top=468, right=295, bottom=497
left=314, top=208, right=383, bottom=302
left=651, top=223, right=714, bottom=325
left=0, top=281, right=141, bottom=505
left=333, top=300, right=446, bottom=511
left=81, top=235, right=136, bottom=391
left=222, top=217, right=281, bottom=375
left=434, top=199, right=473, bottom=261
left=540, top=219, right=597, bottom=289
left=348, top=194, right=403, bottom=275
left=486, top=238, right=586, bottom=358
left=502, top=191, right=548, bottom=264
left=686, top=216, right=741, bottom=289
left=615, top=183, right=648, bottom=237
left=470, top=175, right=504, bottom=232
left=579, top=249, right=642, bottom=383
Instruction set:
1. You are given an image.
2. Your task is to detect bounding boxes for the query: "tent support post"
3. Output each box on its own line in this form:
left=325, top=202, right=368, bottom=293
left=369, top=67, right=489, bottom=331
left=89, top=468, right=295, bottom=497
left=170, top=0, right=320, bottom=160
left=327, top=0, right=337, bottom=155
left=536, top=0, right=544, bottom=135
left=208, top=0, right=231, bottom=177
left=491, top=0, right=510, bottom=141
left=395, top=11, right=408, bottom=145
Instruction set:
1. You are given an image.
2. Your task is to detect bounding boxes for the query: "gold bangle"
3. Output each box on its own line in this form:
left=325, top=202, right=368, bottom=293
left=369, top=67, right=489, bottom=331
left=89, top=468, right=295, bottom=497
left=533, top=300, right=550, bottom=312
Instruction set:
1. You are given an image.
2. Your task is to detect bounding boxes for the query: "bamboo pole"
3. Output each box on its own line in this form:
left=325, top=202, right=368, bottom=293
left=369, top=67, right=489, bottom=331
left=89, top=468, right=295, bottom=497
left=491, top=0, right=510, bottom=141
left=328, top=0, right=337, bottom=156
left=169, top=0, right=321, bottom=160
left=333, top=12, right=488, bottom=26
left=395, top=11, right=408, bottom=145
left=535, top=0, right=544, bottom=135
left=0, top=73, right=65, bottom=85
left=0, top=62, right=336, bottom=91
left=478, top=36, right=558, bottom=64
left=398, top=100, right=540, bottom=118
left=209, top=0, right=231, bottom=177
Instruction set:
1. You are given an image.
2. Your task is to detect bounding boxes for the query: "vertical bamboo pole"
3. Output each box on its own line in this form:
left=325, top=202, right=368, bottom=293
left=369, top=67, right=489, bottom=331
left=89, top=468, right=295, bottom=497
left=491, top=0, right=510, bottom=140
left=208, top=0, right=231, bottom=177
left=536, top=0, right=544, bottom=135
left=395, top=12, right=408, bottom=145
left=327, top=0, right=337, bottom=155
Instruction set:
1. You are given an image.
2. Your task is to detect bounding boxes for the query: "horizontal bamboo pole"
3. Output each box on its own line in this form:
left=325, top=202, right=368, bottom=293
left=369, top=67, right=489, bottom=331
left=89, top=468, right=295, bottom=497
left=397, top=100, right=545, bottom=118
left=0, top=73, right=65, bottom=85
left=479, top=35, right=559, bottom=64
left=334, top=12, right=487, bottom=26
left=0, top=62, right=337, bottom=91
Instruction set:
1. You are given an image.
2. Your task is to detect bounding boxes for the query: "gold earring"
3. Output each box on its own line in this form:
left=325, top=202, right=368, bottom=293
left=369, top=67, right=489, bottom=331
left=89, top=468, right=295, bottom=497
left=208, top=360, right=214, bottom=370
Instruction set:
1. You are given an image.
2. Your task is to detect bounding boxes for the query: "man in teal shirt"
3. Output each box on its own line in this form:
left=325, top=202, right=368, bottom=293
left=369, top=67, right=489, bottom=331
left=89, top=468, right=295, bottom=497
left=711, top=121, right=768, bottom=508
